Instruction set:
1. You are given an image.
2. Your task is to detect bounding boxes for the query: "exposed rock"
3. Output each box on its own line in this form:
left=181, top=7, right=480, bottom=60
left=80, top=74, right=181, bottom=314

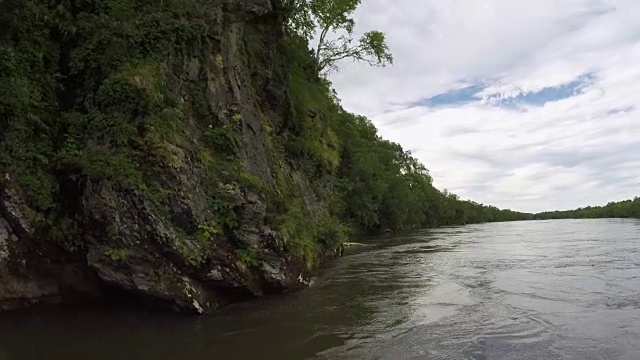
left=79, top=180, right=217, bottom=313
left=261, top=259, right=289, bottom=289
left=238, top=191, right=268, bottom=247
left=224, top=0, right=273, bottom=18
left=0, top=218, right=10, bottom=262
left=0, top=0, right=331, bottom=315
left=0, top=186, right=33, bottom=237
left=0, top=188, right=61, bottom=311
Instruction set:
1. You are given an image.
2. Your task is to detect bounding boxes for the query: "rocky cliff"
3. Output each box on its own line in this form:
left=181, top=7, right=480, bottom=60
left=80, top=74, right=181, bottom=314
left=0, top=0, right=345, bottom=314
left=0, top=0, right=533, bottom=314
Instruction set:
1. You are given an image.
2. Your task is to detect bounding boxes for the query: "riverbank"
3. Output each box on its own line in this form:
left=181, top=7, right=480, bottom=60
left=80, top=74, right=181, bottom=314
left=2, top=220, right=639, bottom=359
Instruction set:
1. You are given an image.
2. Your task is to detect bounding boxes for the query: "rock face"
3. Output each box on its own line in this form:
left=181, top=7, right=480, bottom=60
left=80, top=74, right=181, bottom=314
left=0, top=190, right=46, bottom=311
left=0, top=0, right=338, bottom=314
left=0, top=186, right=66, bottom=311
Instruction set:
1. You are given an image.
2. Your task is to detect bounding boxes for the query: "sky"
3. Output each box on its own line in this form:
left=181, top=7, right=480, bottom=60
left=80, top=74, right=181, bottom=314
left=329, top=0, right=640, bottom=213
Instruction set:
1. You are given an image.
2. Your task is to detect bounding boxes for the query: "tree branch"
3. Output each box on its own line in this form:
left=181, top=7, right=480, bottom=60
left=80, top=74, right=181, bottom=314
left=314, top=23, right=332, bottom=71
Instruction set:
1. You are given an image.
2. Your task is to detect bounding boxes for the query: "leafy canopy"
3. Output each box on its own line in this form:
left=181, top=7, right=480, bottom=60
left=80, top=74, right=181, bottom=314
left=286, top=0, right=393, bottom=73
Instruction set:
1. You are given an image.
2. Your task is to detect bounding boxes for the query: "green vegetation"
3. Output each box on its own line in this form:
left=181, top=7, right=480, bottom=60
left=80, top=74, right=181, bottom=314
left=286, top=0, right=393, bottom=73
left=104, top=248, right=131, bottom=262
left=0, top=0, right=532, bottom=276
left=198, top=224, right=222, bottom=240
left=236, top=248, right=260, bottom=268
left=272, top=0, right=532, bottom=253
left=1, top=0, right=211, bottom=209
left=534, top=198, right=640, bottom=220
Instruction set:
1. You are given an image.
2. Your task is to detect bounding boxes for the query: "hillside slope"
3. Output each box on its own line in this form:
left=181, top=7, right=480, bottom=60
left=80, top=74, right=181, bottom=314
left=0, top=0, right=530, bottom=314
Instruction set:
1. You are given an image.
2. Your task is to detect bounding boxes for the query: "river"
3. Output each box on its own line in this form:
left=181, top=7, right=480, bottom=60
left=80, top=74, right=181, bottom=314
left=1, top=219, right=640, bottom=359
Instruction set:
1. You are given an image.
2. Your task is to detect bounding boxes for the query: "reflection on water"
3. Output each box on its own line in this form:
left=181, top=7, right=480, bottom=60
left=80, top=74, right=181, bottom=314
left=2, top=219, right=640, bottom=359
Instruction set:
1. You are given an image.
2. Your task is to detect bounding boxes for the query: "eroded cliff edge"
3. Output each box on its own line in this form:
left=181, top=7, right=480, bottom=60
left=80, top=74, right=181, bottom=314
left=0, top=0, right=345, bottom=313
left=1, top=0, right=534, bottom=314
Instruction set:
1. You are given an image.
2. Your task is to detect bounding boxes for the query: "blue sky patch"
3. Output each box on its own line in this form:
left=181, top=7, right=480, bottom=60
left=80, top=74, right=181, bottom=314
left=410, top=73, right=596, bottom=109
left=409, top=84, right=487, bottom=108
left=487, top=73, right=596, bottom=107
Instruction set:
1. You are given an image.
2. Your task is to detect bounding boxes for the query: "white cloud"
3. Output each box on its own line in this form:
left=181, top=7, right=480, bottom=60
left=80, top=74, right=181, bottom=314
left=329, top=0, right=640, bottom=212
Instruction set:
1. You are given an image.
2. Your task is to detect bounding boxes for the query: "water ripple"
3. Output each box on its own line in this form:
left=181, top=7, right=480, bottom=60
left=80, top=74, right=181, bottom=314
left=2, top=219, right=640, bottom=360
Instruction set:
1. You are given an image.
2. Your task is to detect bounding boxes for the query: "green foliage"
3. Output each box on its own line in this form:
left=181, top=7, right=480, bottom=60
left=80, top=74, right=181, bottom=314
left=0, top=0, right=226, bottom=262
left=104, top=248, right=131, bottom=262
left=236, top=248, right=260, bottom=268
left=281, top=38, right=342, bottom=174
left=205, top=123, right=240, bottom=155
left=0, top=0, right=532, bottom=278
left=534, top=198, right=640, bottom=220
left=172, top=225, right=222, bottom=266
left=279, top=32, right=531, bottom=235
left=208, top=184, right=242, bottom=240
left=0, top=1, right=58, bottom=211
left=277, top=204, right=319, bottom=269
left=198, top=224, right=222, bottom=239
left=238, top=172, right=265, bottom=192
left=285, top=0, right=393, bottom=73
left=316, top=30, right=393, bottom=73
left=315, top=217, right=351, bottom=248
left=47, top=217, right=84, bottom=252
left=288, top=0, right=359, bottom=38
left=1, top=0, right=212, bottom=212
left=215, top=54, right=224, bottom=69
left=274, top=203, right=349, bottom=269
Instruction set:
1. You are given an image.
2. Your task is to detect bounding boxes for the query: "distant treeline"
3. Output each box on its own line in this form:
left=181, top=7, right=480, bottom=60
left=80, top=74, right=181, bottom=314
left=534, top=198, right=640, bottom=220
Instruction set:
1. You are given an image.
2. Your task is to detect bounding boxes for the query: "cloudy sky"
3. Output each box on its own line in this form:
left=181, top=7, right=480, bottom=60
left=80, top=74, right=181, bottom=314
left=329, top=0, right=640, bottom=213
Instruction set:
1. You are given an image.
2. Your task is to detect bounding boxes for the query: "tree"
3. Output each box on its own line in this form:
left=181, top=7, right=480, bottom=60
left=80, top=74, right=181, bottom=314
left=286, top=0, right=393, bottom=73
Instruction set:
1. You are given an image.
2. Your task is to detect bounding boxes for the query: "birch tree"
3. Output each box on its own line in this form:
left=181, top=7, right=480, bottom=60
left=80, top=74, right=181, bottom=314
left=285, top=0, right=393, bottom=73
